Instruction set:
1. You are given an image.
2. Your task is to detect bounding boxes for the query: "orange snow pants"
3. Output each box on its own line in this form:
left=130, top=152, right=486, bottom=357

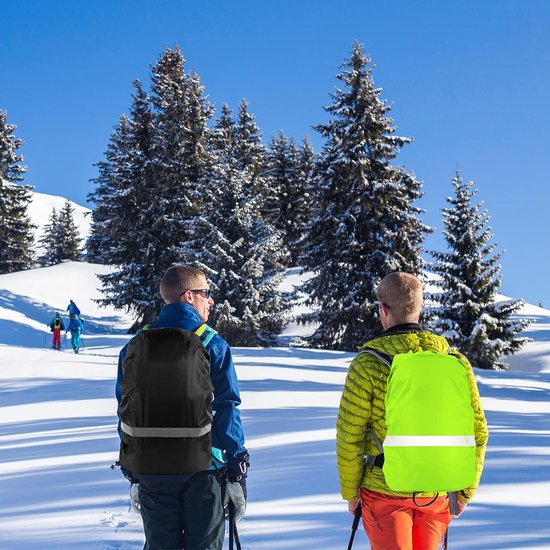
left=360, top=489, right=452, bottom=550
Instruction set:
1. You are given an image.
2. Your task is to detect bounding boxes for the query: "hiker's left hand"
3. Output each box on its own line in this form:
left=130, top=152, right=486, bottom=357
left=225, top=481, right=246, bottom=522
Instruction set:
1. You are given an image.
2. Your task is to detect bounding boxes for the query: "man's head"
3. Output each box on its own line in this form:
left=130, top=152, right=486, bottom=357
left=375, top=272, right=423, bottom=330
left=160, top=265, right=214, bottom=322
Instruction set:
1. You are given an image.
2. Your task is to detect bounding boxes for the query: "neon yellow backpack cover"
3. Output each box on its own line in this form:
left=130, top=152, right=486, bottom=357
left=380, top=350, right=476, bottom=492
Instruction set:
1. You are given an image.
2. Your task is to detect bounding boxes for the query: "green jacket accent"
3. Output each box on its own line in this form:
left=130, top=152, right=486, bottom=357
left=336, top=329, right=489, bottom=503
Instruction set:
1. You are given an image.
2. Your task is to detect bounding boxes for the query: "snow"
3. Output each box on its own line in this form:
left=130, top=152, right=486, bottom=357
left=2, top=259, right=550, bottom=548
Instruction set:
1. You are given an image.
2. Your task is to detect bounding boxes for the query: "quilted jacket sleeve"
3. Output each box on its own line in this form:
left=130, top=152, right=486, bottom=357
left=336, top=355, right=373, bottom=501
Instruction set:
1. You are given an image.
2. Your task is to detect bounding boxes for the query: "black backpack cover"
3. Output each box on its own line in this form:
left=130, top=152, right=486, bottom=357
left=118, top=327, right=214, bottom=474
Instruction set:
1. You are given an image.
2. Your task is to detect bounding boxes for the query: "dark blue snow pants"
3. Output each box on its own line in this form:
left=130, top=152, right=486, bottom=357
left=138, top=469, right=226, bottom=550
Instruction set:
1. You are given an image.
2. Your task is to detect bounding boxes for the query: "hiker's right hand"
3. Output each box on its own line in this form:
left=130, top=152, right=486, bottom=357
left=348, top=499, right=361, bottom=515
left=453, top=501, right=467, bottom=517
left=225, top=481, right=246, bottom=522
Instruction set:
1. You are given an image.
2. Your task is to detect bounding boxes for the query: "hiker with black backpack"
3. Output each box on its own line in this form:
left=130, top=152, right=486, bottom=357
left=336, top=272, right=489, bottom=550
left=115, top=265, right=249, bottom=550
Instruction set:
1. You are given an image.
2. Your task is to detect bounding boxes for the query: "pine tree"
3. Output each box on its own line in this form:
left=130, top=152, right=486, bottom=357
left=38, top=208, right=61, bottom=266
left=301, top=42, right=431, bottom=350
left=58, top=200, right=82, bottom=260
left=39, top=202, right=82, bottom=266
left=293, top=136, right=316, bottom=264
left=89, top=47, right=214, bottom=330
left=88, top=79, right=161, bottom=328
left=87, top=113, right=134, bottom=264
left=195, top=104, right=289, bottom=345
left=430, top=171, right=530, bottom=369
left=265, top=132, right=312, bottom=265
left=234, top=99, right=269, bottom=201
left=0, top=110, right=35, bottom=273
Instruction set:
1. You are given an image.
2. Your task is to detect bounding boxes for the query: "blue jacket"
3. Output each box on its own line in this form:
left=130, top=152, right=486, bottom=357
left=68, top=317, right=84, bottom=333
left=115, top=303, right=247, bottom=470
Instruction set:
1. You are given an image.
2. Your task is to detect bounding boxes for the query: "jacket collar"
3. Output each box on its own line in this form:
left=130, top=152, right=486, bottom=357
left=383, top=322, right=423, bottom=335
left=158, top=303, right=202, bottom=324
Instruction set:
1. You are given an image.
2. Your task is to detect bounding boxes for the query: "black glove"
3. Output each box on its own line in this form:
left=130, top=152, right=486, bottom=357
left=225, top=451, right=250, bottom=522
left=227, top=450, right=249, bottom=480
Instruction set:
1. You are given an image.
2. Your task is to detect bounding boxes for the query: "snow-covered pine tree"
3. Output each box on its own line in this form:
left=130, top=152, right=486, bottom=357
left=57, top=200, right=82, bottom=261
left=88, top=79, right=162, bottom=329
left=38, top=208, right=61, bottom=266
left=38, top=202, right=81, bottom=265
left=234, top=99, right=269, bottom=202
left=86, top=113, right=132, bottom=264
left=265, top=132, right=312, bottom=265
left=292, top=136, right=316, bottom=265
left=430, top=170, right=530, bottom=369
left=195, top=104, right=289, bottom=346
left=147, top=48, right=214, bottom=270
left=301, top=42, right=431, bottom=350
left=0, top=110, right=35, bottom=273
left=89, top=47, right=214, bottom=331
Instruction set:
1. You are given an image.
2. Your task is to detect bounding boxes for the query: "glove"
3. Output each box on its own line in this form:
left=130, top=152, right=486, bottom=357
left=227, top=451, right=250, bottom=485
left=224, top=481, right=246, bottom=523
left=130, top=483, right=141, bottom=513
left=225, top=451, right=250, bottom=522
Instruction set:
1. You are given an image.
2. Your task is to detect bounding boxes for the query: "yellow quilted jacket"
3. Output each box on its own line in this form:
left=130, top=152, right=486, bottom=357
left=336, top=328, right=488, bottom=503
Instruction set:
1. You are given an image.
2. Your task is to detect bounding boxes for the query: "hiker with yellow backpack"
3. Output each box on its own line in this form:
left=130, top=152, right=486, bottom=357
left=47, top=312, right=65, bottom=350
left=337, top=272, right=489, bottom=550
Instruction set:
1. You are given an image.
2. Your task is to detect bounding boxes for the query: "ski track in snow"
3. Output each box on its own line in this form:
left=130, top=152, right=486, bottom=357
left=1, top=262, right=550, bottom=549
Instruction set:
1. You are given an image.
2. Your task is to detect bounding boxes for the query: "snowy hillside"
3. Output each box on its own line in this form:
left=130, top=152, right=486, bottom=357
left=27, top=191, right=91, bottom=252
left=1, top=263, right=550, bottom=549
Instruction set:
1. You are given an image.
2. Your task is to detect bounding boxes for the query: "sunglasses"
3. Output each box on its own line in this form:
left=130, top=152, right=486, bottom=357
left=181, top=289, right=213, bottom=299
left=373, top=301, right=389, bottom=316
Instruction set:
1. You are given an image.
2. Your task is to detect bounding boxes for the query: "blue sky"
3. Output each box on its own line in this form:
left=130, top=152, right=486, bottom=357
left=1, top=0, right=549, bottom=307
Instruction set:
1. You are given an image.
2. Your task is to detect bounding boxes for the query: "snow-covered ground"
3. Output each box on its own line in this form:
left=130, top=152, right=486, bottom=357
left=1, top=261, right=550, bottom=549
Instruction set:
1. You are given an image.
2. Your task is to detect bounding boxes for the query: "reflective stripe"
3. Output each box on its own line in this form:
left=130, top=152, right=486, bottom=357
left=121, top=422, right=211, bottom=438
left=384, top=435, right=475, bottom=447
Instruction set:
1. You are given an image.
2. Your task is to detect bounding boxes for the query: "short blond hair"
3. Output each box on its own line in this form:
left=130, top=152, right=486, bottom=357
left=160, top=265, right=205, bottom=304
left=376, top=272, right=423, bottom=322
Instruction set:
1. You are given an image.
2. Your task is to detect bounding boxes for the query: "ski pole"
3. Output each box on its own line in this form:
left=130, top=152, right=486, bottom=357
left=347, top=504, right=362, bottom=550
left=228, top=502, right=242, bottom=550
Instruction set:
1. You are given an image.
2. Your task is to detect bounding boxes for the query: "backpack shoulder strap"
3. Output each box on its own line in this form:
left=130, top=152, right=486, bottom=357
left=195, top=323, right=218, bottom=347
left=357, top=348, right=392, bottom=456
left=359, top=347, right=393, bottom=368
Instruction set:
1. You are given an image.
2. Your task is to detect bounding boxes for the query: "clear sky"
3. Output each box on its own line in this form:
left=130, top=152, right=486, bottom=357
left=1, top=0, right=548, bottom=307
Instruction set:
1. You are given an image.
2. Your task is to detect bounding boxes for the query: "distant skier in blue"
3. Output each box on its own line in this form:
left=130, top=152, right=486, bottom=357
left=67, top=299, right=81, bottom=319
left=67, top=316, right=84, bottom=353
